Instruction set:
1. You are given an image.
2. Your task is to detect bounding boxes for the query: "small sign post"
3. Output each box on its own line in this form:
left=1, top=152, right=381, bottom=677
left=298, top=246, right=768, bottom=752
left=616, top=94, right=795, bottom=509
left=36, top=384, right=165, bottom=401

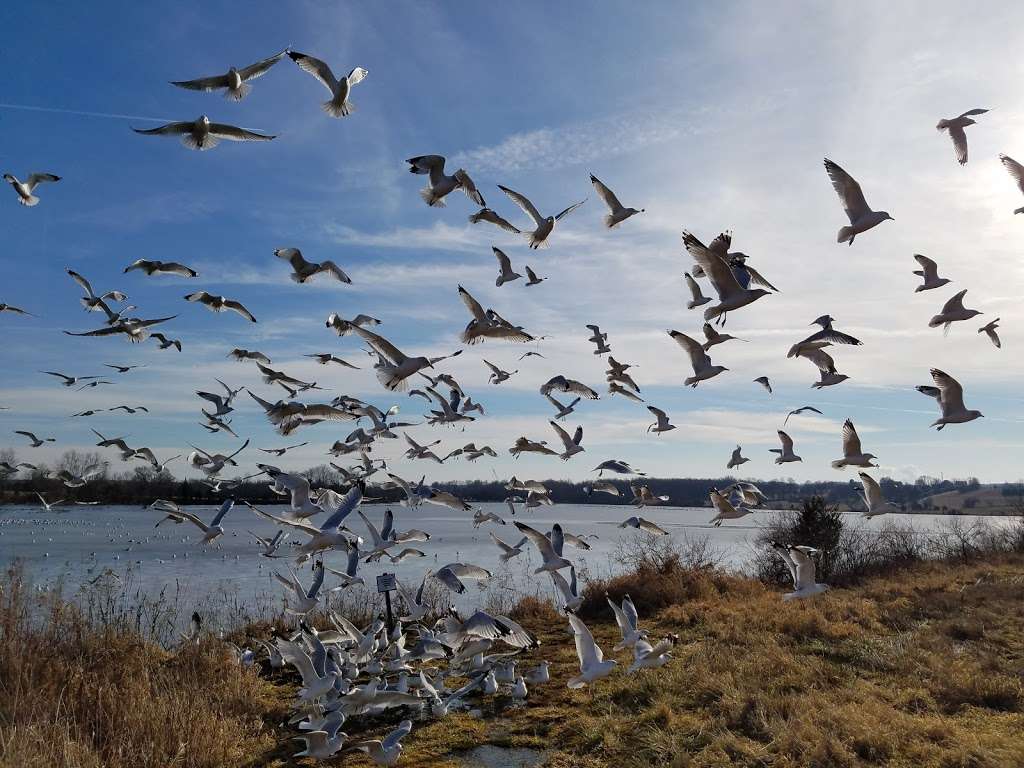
left=376, top=572, right=397, bottom=636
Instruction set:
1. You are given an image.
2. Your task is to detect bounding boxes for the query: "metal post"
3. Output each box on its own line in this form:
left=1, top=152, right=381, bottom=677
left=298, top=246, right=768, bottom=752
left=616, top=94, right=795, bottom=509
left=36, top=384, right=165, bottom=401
left=383, top=589, right=394, bottom=636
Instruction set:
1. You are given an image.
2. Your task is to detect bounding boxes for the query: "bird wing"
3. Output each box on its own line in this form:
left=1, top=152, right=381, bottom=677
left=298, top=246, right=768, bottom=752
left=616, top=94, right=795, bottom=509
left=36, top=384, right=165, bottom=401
left=589, top=174, right=623, bottom=212
left=66, top=269, right=95, bottom=298
left=841, top=419, right=862, bottom=457
left=170, top=73, right=231, bottom=91
left=132, top=121, right=194, bottom=136
left=778, top=430, right=795, bottom=453
left=287, top=50, right=338, bottom=92
left=238, top=48, right=288, bottom=81
left=823, top=158, right=871, bottom=222
left=352, top=326, right=406, bottom=364
left=381, top=720, right=412, bottom=751
left=742, top=264, right=779, bottom=292
left=319, top=482, right=363, bottom=531
left=458, top=286, right=488, bottom=322
left=947, top=125, right=969, bottom=165
left=208, top=123, right=275, bottom=142
left=859, top=472, right=883, bottom=508
left=621, top=594, right=639, bottom=631
left=497, top=185, right=545, bottom=227
left=554, top=199, right=586, bottom=221
left=999, top=154, right=1024, bottom=194
left=931, top=368, right=966, bottom=414
left=513, top=521, right=561, bottom=563
left=568, top=613, right=603, bottom=665
left=492, top=247, right=514, bottom=274
left=789, top=546, right=817, bottom=590
left=913, top=253, right=939, bottom=281
left=563, top=379, right=599, bottom=400
left=669, top=331, right=711, bottom=371
left=682, top=232, right=743, bottom=299
left=453, top=169, right=484, bottom=205
left=549, top=421, right=575, bottom=451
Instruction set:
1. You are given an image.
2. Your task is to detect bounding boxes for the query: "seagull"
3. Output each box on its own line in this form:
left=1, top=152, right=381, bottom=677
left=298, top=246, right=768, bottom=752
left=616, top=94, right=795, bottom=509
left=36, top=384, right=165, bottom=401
left=406, top=155, right=484, bottom=208
left=3, top=172, right=60, bottom=206
left=784, top=406, right=823, bottom=425
left=492, top=247, right=521, bottom=287
left=682, top=232, right=771, bottom=324
left=549, top=421, right=584, bottom=461
left=352, top=720, right=412, bottom=765
left=701, top=322, right=745, bottom=351
left=35, top=492, right=65, bottom=512
left=935, top=109, right=988, bottom=165
left=432, top=563, right=492, bottom=593
left=124, top=259, right=197, bottom=278
left=631, top=485, right=669, bottom=508
left=772, top=543, right=828, bottom=600
left=726, top=446, right=749, bottom=470
left=273, top=560, right=326, bottom=614
left=42, top=371, right=99, bottom=388
left=491, top=532, right=529, bottom=562
left=929, top=290, right=983, bottom=333
left=104, top=363, right=145, bottom=374
left=646, top=405, right=675, bottom=435
left=859, top=472, right=898, bottom=519
left=249, top=529, right=289, bottom=557
left=791, top=315, right=862, bottom=352
left=274, top=248, right=351, bottom=284
left=0, top=303, right=34, bottom=316
left=753, top=376, right=772, bottom=394
left=353, top=326, right=436, bottom=391
left=514, top=521, right=572, bottom=573
left=586, top=325, right=611, bottom=355
left=998, top=154, right=1024, bottom=214
left=684, top=272, right=711, bottom=309
left=978, top=318, right=1001, bottom=349
left=457, top=286, right=534, bottom=344
left=912, top=254, right=951, bottom=292
left=628, top=637, right=676, bottom=673
left=823, top=158, right=893, bottom=245
left=170, top=49, right=287, bottom=101
left=590, top=173, right=643, bottom=228
left=132, top=115, right=275, bottom=149
left=524, top=266, right=546, bottom=286
left=497, top=184, right=585, bottom=249
left=228, top=348, right=271, bottom=364
left=468, top=207, right=521, bottom=233
left=150, top=333, right=181, bottom=351
left=325, top=313, right=381, bottom=336
left=708, top=489, right=751, bottom=527
left=287, top=50, right=368, bottom=117
left=593, top=459, right=644, bottom=476
left=258, top=442, right=310, bottom=457
left=171, top=498, right=236, bottom=545
left=66, top=269, right=128, bottom=313
left=831, top=419, right=878, bottom=469
left=323, top=546, right=364, bottom=589
left=770, top=430, right=802, bottom=464
left=184, top=291, right=257, bottom=322
left=566, top=612, right=617, bottom=688
left=618, top=516, right=668, bottom=535
left=607, top=594, right=647, bottom=650
left=668, top=330, right=727, bottom=387
left=916, top=368, right=983, bottom=430
left=305, top=353, right=360, bottom=369
left=56, top=463, right=107, bottom=488
left=540, top=375, right=600, bottom=400
left=15, top=431, right=54, bottom=448
left=544, top=393, right=580, bottom=420
left=483, top=360, right=516, bottom=385
left=550, top=567, right=583, bottom=613
left=727, top=481, right=768, bottom=507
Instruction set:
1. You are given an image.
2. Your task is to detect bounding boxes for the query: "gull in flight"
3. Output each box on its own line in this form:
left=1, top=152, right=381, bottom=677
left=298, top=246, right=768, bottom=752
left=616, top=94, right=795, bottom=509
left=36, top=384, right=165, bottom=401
left=998, top=154, right=1024, bottom=214
left=701, top=322, right=745, bottom=351
left=790, top=315, right=862, bottom=353
left=584, top=480, right=620, bottom=497
left=726, top=446, right=749, bottom=469
left=484, top=359, right=516, bottom=385
left=273, top=560, right=326, bottom=615
left=326, top=313, right=381, bottom=336
left=784, top=405, right=823, bottom=425
left=170, top=48, right=287, bottom=101
left=586, top=324, right=611, bottom=355
left=185, top=291, right=257, bottom=322
left=162, top=498, right=236, bottom=545
left=551, top=567, right=583, bottom=613
left=4, top=172, right=60, bottom=206
left=753, top=376, right=772, bottom=394
left=229, top=348, right=270, bottom=364
left=631, top=485, right=669, bottom=508
left=493, top=247, right=521, bottom=286
left=432, top=562, right=492, bottom=593
left=606, top=357, right=640, bottom=393
left=468, top=206, right=521, bottom=233
left=305, top=353, right=359, bottom=369
left=590, top=173, right=643, bottom=228
left=43, top=371, right=100, bottom=387
left=771, top=543, right=828, bottom=600
left=66, top=269, right=128, bottom=313
left=770, top=430, right=802, bottom=464
left=274, top=248, right=351, bottom=284
left=929, top=290, right=982, bottom=333
left=457, top=286, right=534, bottom=344
left=823, top=158, right=893, bottom=245
left=916, top=368, right=983, bottom=430
left=859, top=472, right=898, bottom=519
left=541, top=375, right=600, bottom=400
left=629, top=637, right=676, bottom=673
left=151, top=332, right=181, bottom=351
left=566, top=612, right=617, bottom=688
left=549, top=421, right=584, bottom=461
left=36, top=492, right=65, bottom=512
left=124, top=259, right=197, bottom=278
left=707, top=489, right=751, bottom=527
left=14, top=430, right=55, bottom=447
left=287, top=50, right=368, bottom=117
left=545, top=392, right=580, bottom=420
left=935, top=109, right=988, bottom=165
left=594, top=459, right=644, bottom=476
left=912, top=254, right=951, bottom=292
left=258, top=442, right=309, bottom=457
left=668, top=330, right=727, bottom=387
left=352, top=720, right=412, bottom=766
left=0, top=303, right=34, bottom=316
left=133, top=115, right=275, bottom=149
left=831, top=419, right=878, bottom=469
left=491, top=532, right=529, bottom=562
left=618, top=516, right=668, bottom=535
left=187, top=439, right=249, bottom=477
left=646, top=405, right=675, bottom=435
left=56, top=463, right=107, bottom=488
left=607, top=594, right=647, bottom=650
left=514, top=521, right=572, bottom=573
left=497, top=184, right=585, bottom=249
left=684, top=272, right=711, bottom=309
left=406, top=155, right=484, bottom=207
left=978, top=318, right=1001, bottom=349
left=682, top=232, right=771, bottom=324
left=524, top=265, right=546, bottom=286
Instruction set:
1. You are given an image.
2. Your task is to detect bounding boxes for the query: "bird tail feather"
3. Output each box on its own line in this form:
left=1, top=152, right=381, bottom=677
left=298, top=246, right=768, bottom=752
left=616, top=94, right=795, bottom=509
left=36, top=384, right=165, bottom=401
left=419, top=187, right=445, bottom=207
left=19, top=194, right=39, bottom=207
left=603, top=213, right=618, bottom=228
left=829, top=459, right=845, bottom=469
left=225, top=83, right=252, bottom=101
left=837, top=225, right=855, bottom=244
left=322, top=98, right=353, bottom=118
left=1015, top=206, right=1024, bottom=215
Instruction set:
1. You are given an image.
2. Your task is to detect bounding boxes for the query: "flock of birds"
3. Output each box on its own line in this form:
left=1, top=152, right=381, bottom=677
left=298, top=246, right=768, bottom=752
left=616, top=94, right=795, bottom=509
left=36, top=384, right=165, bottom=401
left=2, top=47, right=1018, bottom=765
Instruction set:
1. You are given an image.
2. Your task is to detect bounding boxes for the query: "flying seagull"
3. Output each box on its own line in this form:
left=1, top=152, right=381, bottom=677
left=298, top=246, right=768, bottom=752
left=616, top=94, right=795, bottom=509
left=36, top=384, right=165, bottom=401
left=916, top=368, right=983, bottom=430
left=124, top=259, right=197, bottom=278
left=0, top=303, right=33, bottom=316
left=928, top=289, right=982, bottom=333
left=770, top=430, right=802, bottom=464
left=287, top=50, right=368, bottom=117
left=830, top=419, right=878, bottom=469
left=668, top=330, right=727, bottom=387
left=4, top=172, right=60, bottom=206
left=493, top=247, right=521, bottom=286
left=859, top=471, right=898, bottom=519
left=726, top=446, right=748, bottom=470
left=999, top=154, right=1024, bottom=214
left=524, top=265, right=546, bottom=286
left=684, top=272, right=711, bottom=309
left=978, top=318, right=1001, bottom=349
left=590, top=173, right=643, bottom=228
left=497, top=184, right=585, bottom=249
left=132, top=115, right=275, bottom=150
left=184, top=291, right=257, bottom=322
left=170, top=49, right=288, bottom=101
left=823, top=158, right=893, bottom=245
left=618, top=516, right=668, bottom=535
left=772, top=543, right=828, bottom=600
left=935, top=109, right=988, bottom=165
left=912, top=254, right=951, bottom=293
left=406, top=155, right=484, bottom=207
left=468, top=207, right=521, bottom=233
left=784, top=405, right=823, bottom=425
left=682, top=232, right=771, bottom=324
left=14, top=430, right=55, bottom=447
left=274, top=248, right=351, bottom=284
left=753, top=376, right=772, bottom=394
left=646, top=405, right=675, bottom=435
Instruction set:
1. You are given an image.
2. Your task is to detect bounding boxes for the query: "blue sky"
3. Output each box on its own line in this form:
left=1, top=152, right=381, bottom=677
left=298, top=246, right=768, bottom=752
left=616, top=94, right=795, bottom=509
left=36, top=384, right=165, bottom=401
left=2, top=1, right=1024, bottom=485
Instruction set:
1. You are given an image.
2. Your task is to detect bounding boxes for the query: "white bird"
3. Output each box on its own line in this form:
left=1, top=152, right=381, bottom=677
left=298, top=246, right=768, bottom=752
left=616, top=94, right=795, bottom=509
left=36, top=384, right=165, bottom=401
left=590, top=173, right=643, bottom=228
left=784, top=406, right=823, bottom=425
left=702, top=322, right=745, bottom=351
left=396, top=575, right=428, bottom=622
left=3, top=172, right=60, bottom=206
left=544, top=392, right=580, bottom=421
left=514, top=522, right=572, bottom=573
left=14, top=430, right=55, bottom=448
left=406, top=155, right=484, bottom=207
left=859, top=472, right=898, bottom=519
left=684, top=272, right=711, bottom=309
left=293, top=726, right=348, bottom=760
left=682, top=232, right=771, bottom=324
left=540, top=375, right=600, bottom=400
left=171, top=49, right=287, bottom=101
left=628, top=637, right=675, bottom=673
left=585, top=480, right=620, bottom=497
left=668, top=330, right=727, bottom=387
left=325, top=313, right=381, bottom=337
left=249, top=529, right=289, bottom=557
left=432, top=563, right=492, bottom=594
left=228, top=348, right=270, bottom=364
left=916, top=368, right=983, bottom=430
left=707, top=489, right=751, bottom=527
left=607, top=593, right=646, bottom=650
left=593, top=459, right=644, bottom=476
left=770, top=430, right=802, bottom=464
left=492, top=247, right=521, bottom=287
left=123, top=259, right=197, bottom=278
left=55, top=463, right=107, bottom=488
left=274, top=248, right=351, bottom=284
left=618, top=516, right=668, bottom=536
left=550, top=566, right=583, bottom=612
left=566, top=612, right=617, bottom=688
left=999, top=154, right=1024, bottom=214
left=935, top=109, right=988, bottom=165
left=912, top=254, right=951, bottom=293
left=0, top=303, right=33, bottom=316
left=273, top=560, right=326, bottom=615
left=831, top=419, right=878, bottom=469
left=468, top=207, right=521, bottom=233
left=646, top=405, right=675, bottom=435
left=172, top=498, right=236, bottom=544
left=525, top=661, right=550, bottom=685
left=132, top=115, right=274, bottom=149
left=929, top=289, right=983, bottom=333
left=484, top=359, right=516, bottom=385
left=549, top=421, right=584, bottom=461
left=491, top=532, right=529, bottom=562
left=497, top=184, right=585, bottom=249
left=184, top=291, right=257, bottom=322
left=511, top=676, right=528, bottom=700
left=772, top=543, right=828, bottom=600
left=726, top=446, right=748, bottom=470
left=823, top=158, right=893, bottom=245
left=978, top=318, right=1001, bottom=349
left=288, top=50, right=368, bottom=118
left=354, top=326, right=436, bottom=391
left=753, top=376, right=772, bottom=394
left=586, top=324, right=611, bottom=355
left=35, top=492, right=65, bottom=512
